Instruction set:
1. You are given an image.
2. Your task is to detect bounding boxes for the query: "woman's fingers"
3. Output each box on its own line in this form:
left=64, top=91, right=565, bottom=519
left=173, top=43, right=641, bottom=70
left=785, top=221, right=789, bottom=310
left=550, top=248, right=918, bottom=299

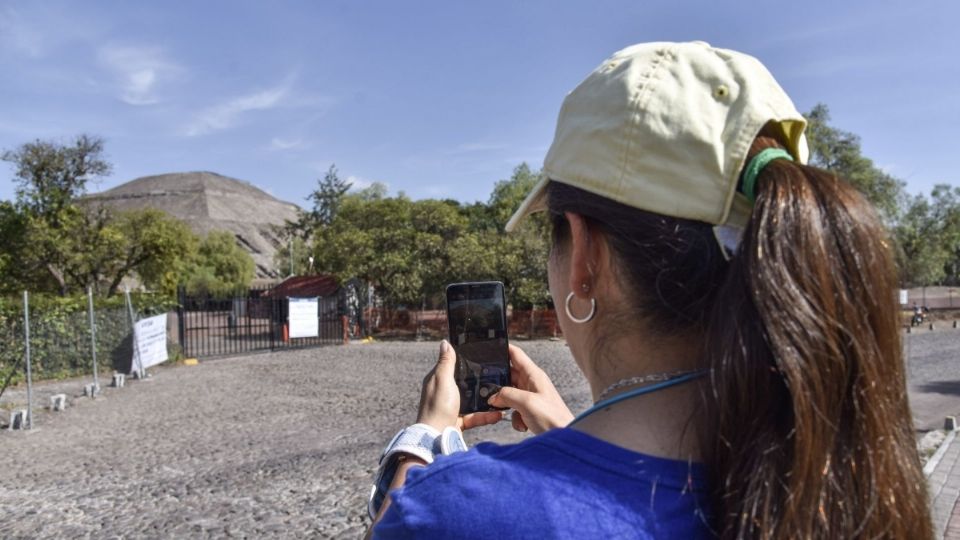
left=487, top=385, right=532, bottom=410
left=459, top=410, right=504, bottom=431
left=511, top=410, right=528, bottom=432
left=435, top=340, right=456, bottom=379
left=416, top=340, right=462, bottom=431
left=508, top=344, right=546, bottom=387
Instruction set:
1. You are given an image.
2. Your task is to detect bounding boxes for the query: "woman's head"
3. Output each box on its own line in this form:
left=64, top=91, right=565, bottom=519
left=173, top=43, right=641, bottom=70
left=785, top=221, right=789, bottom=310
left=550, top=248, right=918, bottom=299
left=510, top=42, right=932, bottom=538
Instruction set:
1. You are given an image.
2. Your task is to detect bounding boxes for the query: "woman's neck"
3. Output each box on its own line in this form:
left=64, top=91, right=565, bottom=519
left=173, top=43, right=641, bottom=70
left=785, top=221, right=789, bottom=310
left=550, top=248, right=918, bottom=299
left=572, top=332, right=705, bottom=462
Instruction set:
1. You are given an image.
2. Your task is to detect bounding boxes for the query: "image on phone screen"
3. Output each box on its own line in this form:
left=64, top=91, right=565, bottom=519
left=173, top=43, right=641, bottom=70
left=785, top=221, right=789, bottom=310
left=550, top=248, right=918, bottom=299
left=446, top=282, right=510, bottom=414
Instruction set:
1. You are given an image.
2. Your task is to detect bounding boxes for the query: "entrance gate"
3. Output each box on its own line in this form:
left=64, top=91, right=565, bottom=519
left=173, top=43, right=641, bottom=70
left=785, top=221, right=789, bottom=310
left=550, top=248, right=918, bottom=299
left=177, top=286, right=344, bottom=359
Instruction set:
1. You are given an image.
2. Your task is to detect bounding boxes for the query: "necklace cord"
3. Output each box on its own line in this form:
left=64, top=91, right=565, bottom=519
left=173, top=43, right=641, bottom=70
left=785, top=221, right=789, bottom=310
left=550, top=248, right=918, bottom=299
left=569, top=371, right=707, bottom=426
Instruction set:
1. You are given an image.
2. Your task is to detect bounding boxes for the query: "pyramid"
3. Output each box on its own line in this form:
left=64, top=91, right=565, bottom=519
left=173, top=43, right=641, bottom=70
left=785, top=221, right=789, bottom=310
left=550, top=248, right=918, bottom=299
left=85, top=171, right=301, bottom=278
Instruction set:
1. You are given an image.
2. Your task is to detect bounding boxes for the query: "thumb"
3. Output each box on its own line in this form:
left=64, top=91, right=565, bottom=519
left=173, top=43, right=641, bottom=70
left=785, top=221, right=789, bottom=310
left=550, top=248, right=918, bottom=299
left=435, top=339, right=456, bottom=378
left=489, top=386, right=532, bottom=410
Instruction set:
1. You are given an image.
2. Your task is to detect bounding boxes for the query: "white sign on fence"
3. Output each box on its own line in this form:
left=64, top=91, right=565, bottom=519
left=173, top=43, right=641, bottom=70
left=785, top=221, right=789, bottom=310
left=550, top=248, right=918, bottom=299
left=289, top=297, right=319, bottom=338
left=132, top=314, right=168, bottom=373
left=899, top=289, right=909, bottom=305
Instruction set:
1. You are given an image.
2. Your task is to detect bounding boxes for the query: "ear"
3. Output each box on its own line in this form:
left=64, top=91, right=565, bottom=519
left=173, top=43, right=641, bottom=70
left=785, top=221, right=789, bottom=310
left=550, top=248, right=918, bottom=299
left=564, top=212, right=604, bottom=299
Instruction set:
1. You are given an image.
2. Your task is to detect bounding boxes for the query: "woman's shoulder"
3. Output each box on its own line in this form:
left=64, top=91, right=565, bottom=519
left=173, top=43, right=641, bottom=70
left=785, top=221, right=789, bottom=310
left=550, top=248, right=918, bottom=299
left=409, top=427, right=706, bottom=489
left=373, top=428, right=713, bottom=539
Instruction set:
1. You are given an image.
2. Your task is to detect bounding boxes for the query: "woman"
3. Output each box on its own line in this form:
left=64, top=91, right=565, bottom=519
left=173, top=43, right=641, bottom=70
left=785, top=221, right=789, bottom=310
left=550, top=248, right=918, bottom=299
left=367, top=41, right=932, bottom=538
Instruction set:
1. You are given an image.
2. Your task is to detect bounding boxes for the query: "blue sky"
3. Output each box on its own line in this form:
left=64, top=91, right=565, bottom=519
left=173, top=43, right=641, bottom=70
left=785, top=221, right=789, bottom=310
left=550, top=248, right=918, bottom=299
left=0, top=1, right=956, bottom=208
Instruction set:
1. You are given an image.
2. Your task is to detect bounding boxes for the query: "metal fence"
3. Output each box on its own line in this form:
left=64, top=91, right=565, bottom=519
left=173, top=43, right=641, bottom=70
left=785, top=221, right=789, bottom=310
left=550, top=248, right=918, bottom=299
left=176, top=287, right=345, bottom=359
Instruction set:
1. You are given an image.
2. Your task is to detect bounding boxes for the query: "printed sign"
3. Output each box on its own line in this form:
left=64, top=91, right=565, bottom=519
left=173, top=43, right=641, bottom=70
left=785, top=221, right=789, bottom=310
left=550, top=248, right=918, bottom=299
left=132, top=314, right=168, bottom=373
left=899, top=290, right=909, bottom=305
left=289, top=297, right=319, bottom=338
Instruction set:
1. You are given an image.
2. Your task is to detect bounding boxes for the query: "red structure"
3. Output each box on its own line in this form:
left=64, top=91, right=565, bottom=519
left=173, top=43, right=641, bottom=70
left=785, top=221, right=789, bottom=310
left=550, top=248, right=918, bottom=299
left=260, top=275, right=340, bottom=298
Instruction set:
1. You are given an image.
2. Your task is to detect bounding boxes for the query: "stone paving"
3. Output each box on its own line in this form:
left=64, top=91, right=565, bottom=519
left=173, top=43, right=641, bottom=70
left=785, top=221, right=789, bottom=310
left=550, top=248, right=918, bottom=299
left=0, top=341, right=590, bottom=539
left=2, top=329, right=959, bottom=538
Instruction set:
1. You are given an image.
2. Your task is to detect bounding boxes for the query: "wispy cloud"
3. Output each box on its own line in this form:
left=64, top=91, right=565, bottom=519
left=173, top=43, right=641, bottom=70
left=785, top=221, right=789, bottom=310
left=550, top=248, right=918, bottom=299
left=186, top=81, right=292, bottom=136
left=269, top=137, right=307, bottom=151
left=98, top=45, right=181, bottom=105
left=346, top=175, right=389, bottom=192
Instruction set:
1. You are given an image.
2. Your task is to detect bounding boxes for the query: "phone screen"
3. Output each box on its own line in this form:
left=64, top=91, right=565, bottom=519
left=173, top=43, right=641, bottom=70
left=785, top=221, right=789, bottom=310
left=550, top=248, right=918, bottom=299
left=446, top=282, right=510, bottom=414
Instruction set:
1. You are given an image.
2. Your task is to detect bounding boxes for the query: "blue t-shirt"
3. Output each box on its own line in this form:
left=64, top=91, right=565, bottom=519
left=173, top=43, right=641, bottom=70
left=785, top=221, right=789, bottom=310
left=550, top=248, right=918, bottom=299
left=374, top=428, right=713, bottom=539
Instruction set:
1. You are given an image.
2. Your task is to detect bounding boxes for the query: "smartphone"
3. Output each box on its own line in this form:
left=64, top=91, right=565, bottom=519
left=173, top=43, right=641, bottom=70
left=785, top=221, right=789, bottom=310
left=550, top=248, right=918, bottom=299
left=445, top=281, right=511, bottom=414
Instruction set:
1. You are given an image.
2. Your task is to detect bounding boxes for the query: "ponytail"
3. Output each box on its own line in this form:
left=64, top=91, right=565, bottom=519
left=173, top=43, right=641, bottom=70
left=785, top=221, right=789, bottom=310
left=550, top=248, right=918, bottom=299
left=703, top=134, right=932, bottom=539
left=545, top=129, right=932, bottom=538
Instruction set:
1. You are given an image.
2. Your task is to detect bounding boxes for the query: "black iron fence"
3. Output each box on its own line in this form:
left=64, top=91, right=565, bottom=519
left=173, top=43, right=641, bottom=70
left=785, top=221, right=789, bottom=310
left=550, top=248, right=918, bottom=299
left=177, top=287, right=345, bottom=359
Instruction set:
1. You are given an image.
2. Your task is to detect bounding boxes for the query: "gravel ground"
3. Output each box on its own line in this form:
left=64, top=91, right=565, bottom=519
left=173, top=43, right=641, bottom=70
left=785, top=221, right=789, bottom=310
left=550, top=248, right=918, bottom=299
left=905, top=329, right=960, bottom=432
left=1, top=329, right=958, bottom=539
left=0, top=341, right=589, bottom=539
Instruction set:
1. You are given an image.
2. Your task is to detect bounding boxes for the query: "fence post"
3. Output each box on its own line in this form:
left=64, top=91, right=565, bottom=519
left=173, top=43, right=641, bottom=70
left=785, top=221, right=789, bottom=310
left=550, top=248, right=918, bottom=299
left=87, top=287, right=100, bottom=396
left=23, top=291, right=33, bottom=429
left=125, top=287, right=145, bottom=379
left=177, top=286, right=187, bottom=358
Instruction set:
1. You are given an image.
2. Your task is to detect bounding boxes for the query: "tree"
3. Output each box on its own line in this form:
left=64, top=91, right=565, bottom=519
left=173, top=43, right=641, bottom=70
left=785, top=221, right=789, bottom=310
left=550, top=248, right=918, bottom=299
left=804, top=105, right=904, bottom=222
left=894, top=193, right=950, bottom=287
left=353, top=181, right=389, bottom=201
left=306, top=164, right=352, bottom=228
left=272, top=235, right=312, bottom=277
left=3, top=135, right=111, bottom=225
left=1, top=135, right=113, bottom=293
left=0, top=201, right=29, bottom=294
left=183, top=231, right=255, bottom=296
left=113, top=210, right=198, bottom=296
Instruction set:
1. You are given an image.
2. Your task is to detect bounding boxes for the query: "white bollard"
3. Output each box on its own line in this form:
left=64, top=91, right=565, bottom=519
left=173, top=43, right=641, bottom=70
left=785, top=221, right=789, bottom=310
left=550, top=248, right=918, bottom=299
left=50, top=394, right=66, bottom=411
left=8, top=409, right=27, bottom=430
left=83, top=383, right=100, bottom=397
left=112, top=373, right=125, bottom=388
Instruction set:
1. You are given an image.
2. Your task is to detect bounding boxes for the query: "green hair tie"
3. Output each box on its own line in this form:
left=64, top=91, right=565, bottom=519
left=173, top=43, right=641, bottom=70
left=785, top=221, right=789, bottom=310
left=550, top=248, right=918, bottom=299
left=740, top=148, right=794, bottom=204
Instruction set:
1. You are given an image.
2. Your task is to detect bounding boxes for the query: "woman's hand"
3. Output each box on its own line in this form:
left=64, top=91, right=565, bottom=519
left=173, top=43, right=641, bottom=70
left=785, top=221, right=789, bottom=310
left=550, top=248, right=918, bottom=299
left=416, top=340, right=503, bottom=432
left=488, top=344, right=574, bottom=434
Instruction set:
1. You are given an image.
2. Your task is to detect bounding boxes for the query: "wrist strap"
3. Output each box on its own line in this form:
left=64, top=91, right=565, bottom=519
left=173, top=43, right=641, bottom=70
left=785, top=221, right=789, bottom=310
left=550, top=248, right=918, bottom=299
left=368, top=424, right=441, bottom=519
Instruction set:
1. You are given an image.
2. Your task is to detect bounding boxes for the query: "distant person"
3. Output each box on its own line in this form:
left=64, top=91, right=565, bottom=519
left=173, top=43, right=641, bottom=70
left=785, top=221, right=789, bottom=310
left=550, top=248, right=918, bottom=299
left=367, top=42, right=931, bottom=538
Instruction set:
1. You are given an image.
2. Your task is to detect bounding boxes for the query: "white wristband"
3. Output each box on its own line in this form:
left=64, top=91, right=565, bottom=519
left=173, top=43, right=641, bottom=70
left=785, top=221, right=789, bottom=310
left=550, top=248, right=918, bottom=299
left=368, top=423, right=441, bottom=518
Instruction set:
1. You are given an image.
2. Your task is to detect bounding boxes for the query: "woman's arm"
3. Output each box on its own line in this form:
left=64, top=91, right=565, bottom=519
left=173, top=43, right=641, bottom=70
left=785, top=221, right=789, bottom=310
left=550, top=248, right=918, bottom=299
left=366, top=340, right=502, bottom=537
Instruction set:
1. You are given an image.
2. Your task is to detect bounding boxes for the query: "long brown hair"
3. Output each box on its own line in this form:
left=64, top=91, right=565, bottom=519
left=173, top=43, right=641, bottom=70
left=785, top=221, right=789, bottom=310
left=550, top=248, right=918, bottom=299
left=547, top=128, right=932, bottom=539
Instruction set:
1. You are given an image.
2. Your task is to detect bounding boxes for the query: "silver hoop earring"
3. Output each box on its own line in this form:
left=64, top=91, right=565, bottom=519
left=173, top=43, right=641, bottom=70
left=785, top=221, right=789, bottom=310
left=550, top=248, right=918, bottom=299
left=565, top=291, right=596, bottom=324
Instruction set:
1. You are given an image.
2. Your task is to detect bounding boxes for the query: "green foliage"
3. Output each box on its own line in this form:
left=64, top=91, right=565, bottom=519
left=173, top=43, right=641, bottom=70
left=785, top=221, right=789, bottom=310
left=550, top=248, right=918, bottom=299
left=1, top=136, right=200, bottom=297
left=118, top=209, right=198, bottom=296
left=183, top=231, right=255, bottom=296
left=0, top=292, right=175, bottom=385
left=312, top=163, right=550, bottom=309
left=804, top=104, right=905, bottom=222
left=272, top=235, right=313, bottom=277
left=306, top=164, right=352, bottom=228
left=2, top=134, right=110, bottom=222
left=895, top=185, right=960, bottom=287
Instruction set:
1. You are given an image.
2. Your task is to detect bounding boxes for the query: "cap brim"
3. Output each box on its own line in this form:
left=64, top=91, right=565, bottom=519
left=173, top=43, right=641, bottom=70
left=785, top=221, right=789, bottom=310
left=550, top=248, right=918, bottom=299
left=504, top=176, right=550, bottom=233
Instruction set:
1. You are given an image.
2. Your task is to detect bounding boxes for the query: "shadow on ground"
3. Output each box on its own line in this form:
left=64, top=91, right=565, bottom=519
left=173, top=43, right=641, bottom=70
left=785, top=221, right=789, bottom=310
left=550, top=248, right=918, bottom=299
left=917, top=380, right=960, bottom=396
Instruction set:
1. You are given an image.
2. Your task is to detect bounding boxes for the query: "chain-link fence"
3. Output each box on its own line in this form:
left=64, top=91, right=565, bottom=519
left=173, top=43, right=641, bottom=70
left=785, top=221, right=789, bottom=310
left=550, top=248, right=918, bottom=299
left=0, top=291, right=176, bottom=409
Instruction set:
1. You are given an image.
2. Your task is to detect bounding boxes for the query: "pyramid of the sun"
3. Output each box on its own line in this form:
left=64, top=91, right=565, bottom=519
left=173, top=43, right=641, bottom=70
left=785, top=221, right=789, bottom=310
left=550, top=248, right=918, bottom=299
left=86, top=171, right=300, bottom=278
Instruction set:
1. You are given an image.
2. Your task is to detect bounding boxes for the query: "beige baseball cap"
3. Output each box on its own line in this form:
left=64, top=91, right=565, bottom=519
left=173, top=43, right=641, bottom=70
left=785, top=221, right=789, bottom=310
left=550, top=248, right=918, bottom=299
left=505, top=41, right=809, bottom=233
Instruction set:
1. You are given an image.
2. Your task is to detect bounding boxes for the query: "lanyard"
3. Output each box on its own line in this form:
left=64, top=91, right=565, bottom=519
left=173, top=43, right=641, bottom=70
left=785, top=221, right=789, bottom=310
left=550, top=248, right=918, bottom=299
left=568, top=371, right=707, bottom=426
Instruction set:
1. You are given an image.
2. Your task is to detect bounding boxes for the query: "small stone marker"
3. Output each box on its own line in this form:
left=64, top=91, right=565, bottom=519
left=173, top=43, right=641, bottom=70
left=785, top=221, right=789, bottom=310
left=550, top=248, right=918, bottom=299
left=112, top=373, right=125, bottom=388
left=183, top=358, right=199, bottom=366
left=954, top=320, right=958, bottom=329
left=946, top=416, right=958, bottom=431
left=929, top=323, right=935, bottom=331
left=50, top=394, right=67, bottom=411
left=8, top=409, right=27, bottom=430
left=906, top=326, right=911, bottom=334
left=83, top=383, right=100, bottom=397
